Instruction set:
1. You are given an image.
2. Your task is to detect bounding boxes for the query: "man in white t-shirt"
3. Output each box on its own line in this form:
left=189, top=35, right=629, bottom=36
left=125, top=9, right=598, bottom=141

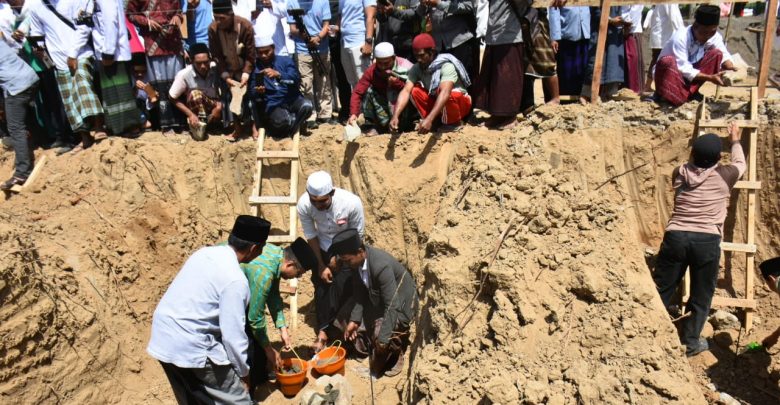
left=169, top=43, right=222, bottom=134
left=297, top=170, right=365, bottom=352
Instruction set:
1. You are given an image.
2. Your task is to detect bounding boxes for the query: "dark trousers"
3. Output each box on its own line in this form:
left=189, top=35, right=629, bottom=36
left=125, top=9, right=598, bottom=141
left=259, top=97, right=313, bottom=138
left=312, top=249, right=356, bottom=332
left=34, top=69, right=73, bottom=145
left=6, top=85, right=37, bottom=179
left=158, top=360, right=252, bottom=405
left=442, top=37, right=479, bottom=90
left=653, top=230, right=721, bottom=347
left=245, top=331, right=269, bottom=396
left=329, top=36, right=352, bottom=122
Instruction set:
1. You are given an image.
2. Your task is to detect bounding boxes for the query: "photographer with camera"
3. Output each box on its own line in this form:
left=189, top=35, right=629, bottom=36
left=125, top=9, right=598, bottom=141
left=28, top=0, right=107, bottom=153
left=249, top=34, right=312, bottom=138
left=288, top=2, right=334, bottom=129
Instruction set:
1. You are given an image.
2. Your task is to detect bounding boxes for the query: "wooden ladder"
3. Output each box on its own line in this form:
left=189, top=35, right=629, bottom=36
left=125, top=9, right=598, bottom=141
left=685, top=87, right=761, bottom=330
left=249, top=128, right=301, bottom=329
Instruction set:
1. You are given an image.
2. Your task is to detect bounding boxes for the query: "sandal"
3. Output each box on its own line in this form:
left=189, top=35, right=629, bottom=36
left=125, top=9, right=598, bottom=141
left=93, top=131, right=108, bottom=142
left=0, top=176, right=27, bottom=190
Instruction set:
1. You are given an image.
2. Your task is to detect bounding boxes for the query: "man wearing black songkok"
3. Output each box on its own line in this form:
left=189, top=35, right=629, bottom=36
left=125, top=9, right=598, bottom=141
left=653, top=4, right=738, bottom=106
left=327, top=228, right=418, bottom=378
left=653, top=123, right=746, bottom=357
left=147, top=215, right=271, bottom=404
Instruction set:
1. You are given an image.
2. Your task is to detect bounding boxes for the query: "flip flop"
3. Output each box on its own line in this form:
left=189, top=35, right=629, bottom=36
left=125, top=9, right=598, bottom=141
left=93, top=131, right=108, bottom=142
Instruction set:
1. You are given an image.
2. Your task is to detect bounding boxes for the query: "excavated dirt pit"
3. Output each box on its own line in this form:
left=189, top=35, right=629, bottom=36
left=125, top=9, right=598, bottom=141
left=1, top=96, right=780, bottom=404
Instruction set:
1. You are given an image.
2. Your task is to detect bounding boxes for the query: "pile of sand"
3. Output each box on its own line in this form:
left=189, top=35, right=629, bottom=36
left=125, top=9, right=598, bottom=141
left=1, top=97, right=779, bottom=404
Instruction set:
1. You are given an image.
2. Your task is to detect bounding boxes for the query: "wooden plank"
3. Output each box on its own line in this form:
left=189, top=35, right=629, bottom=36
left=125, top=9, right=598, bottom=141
left=758, top=0, right=779, bottom=98
left=721, top=242, right=756, bottom=253
left=710, top=296, right=757, bottom=309
left=698, top=119, right=759, bottom=129
left=288, top=278, right=299, bottom=329
left=250, top=129, right=266, bottom=217
left=268, top=235, right=296, bottom=243
left=248, top=195, right=297, bottom=205
left=257, top=150, right=299, bottom=159
left=590, top=0, right=612, bottom=104
left=288, top=132, right=301, bottom=329
left=9, top=155, right=48, bottom=193
left=279, top=284, right=298, bottom=295
left=733, top=180, right=762, bottom=190
left=745, top=87, right=759, bottom=330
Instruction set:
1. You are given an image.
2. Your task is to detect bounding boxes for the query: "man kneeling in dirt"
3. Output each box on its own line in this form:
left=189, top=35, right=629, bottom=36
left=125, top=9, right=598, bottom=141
left=328, top=228, right=418, bottom=377
left=759, top=257, right=780, bottom=349
left=653, top=122, right=745, bottom=357
left=241, top=237, right=318, bottom=395
left=147, top=215, right=270, bottom=404
left=169, top=43, right=223, bottom=140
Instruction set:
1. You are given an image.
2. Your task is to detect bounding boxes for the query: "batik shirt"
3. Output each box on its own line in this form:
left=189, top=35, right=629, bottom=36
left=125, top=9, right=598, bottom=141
left=240, top=243, right=286, bottom=347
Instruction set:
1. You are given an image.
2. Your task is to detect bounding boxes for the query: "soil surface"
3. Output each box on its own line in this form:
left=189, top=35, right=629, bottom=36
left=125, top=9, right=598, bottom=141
left=1, top=94, right=780, bottom=404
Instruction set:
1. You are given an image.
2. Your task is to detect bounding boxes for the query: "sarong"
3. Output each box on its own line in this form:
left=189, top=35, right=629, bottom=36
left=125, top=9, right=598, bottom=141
left=410, top=85, right=471, bottom=125
left=187, top=89, right=220, bottom=117
left=474, top=42, right=524, bottom=116
left=524, top=17, right=557, bottom=78
left=146, top=55, right=184, bottom=129
left=654, top=49, right=723, bottom=107
left=362, top=87, right=415, bottom=131
left=54, top=58, right=103, bottom=132
left=556, top=39, right=590, bottom=96
left=624, top=33, right=645, bottom=94
left=99, top=61, right=142, bottom=135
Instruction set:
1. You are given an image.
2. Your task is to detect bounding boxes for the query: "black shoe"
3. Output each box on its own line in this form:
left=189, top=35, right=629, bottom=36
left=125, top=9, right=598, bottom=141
left=0, top=176, right=27, bottom=190
left=1, top=137, right=11, bottom=150
left=685, top=338, right=709, bottom=357
left=307, top=121, right=319, bottom=130
left=690, top=92, right=704, bottom=102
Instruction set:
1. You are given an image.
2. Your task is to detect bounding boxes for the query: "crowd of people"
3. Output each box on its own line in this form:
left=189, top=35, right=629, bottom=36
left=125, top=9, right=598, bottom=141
left=149, top=170, right=418, bottom=403
left=0, top=0, right=749, bottom=191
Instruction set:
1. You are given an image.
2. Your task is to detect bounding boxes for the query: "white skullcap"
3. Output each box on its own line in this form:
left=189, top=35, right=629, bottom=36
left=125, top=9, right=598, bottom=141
left=374, top=42, right=395, bottom=58
left=254, top=33, right=274, bottom=48
left=306, top=171, right=334, bottom=197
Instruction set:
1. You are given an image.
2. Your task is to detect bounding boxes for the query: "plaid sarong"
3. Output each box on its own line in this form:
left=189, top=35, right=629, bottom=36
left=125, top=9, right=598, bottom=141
left=524, top=17, right=557, bottom=78
left=187, top=89, right=220, bottom=116
left=54, top=58, right=103, bottom=132
left=99, top=61, right=142, bottom=135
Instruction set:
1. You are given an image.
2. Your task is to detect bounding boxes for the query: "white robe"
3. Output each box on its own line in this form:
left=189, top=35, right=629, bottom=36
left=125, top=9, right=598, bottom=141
left=644, top=4, right=684, bottom=49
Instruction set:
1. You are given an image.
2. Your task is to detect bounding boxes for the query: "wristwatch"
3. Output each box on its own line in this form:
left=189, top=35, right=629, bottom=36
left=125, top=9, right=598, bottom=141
left=365, top=37, right=374, bottom=45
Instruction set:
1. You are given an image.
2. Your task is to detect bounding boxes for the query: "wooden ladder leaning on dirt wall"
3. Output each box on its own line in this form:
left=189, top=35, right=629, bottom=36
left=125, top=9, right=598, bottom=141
left=684, top=87, right=761, bottom=331
left=248, top=128, right=302, bottom=329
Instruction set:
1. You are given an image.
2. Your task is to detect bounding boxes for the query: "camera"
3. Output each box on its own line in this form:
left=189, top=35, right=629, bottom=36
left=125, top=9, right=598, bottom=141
left=75, top=10, right=94, bottom=27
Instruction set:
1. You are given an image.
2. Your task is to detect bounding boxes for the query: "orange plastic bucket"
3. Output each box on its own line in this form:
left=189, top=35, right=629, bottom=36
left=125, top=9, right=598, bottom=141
left=275, top=357, right=309, bottom=397
left=313, top=341, right=346, bottom=375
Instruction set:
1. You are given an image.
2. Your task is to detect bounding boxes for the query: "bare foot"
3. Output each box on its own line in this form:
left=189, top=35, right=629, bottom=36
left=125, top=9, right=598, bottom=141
left=546, top=98, right=560, bottom=106
left=224, top=131, right=240, bottom=142
left=143, top=120, right=152, bottom=129
left=579, top=96, right=589, bottom=105
left=312, top=331, right=328, bottom=354
left=163, top=129, right=175, bottom=136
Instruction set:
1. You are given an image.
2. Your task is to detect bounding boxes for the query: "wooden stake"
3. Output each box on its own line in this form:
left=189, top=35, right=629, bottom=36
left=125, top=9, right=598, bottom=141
left=590, top=0, right=612, bottom=103
left=758, top=0, right=779, bottom=98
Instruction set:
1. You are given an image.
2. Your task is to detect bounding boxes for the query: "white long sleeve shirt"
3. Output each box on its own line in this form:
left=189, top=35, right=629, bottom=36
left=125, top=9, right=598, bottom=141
left=621, top=5, right=643, bottom=35
left=147, top=245, right=251, bottom=377
left=297, top=188, right=366, bottom=251
left=657, top=26, right=732, bottom=82
left=28, top=0, right=93, bottom=70
left=92, top=0, right=131, bottom=61
left=645, top=4, right=684, bottom=49
left=0, top=3, right=21, bottom=50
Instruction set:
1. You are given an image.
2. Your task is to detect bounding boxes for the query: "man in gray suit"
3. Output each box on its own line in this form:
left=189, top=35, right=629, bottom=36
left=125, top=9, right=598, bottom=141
left=328, top=228, right=418, bottom=377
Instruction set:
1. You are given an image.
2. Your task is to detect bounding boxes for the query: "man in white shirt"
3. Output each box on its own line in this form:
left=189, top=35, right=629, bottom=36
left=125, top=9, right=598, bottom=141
left=296, top=170, right=365, bottom=352
left=653, top=5, right=737, bottom=106
left=147, top=215, right=272, bottom=404
left=92, top=0, right=142, bottom=136
left=169, top=43, right=223, bottom=137
left=28, top=0, right=106, bottom=152
left=643, top=4, right=683, bottom=92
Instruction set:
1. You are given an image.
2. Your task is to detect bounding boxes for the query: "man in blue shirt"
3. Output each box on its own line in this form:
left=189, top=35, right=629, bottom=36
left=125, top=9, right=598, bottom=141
left=288, top=0, right=336, bottom=128
left=0, top=40, right=39, bottom=190
left=337, top=0, right=376, bottom=92
left=250, top=35, right=313, bottom=138
left=183, top=0, right=214, bottom=55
